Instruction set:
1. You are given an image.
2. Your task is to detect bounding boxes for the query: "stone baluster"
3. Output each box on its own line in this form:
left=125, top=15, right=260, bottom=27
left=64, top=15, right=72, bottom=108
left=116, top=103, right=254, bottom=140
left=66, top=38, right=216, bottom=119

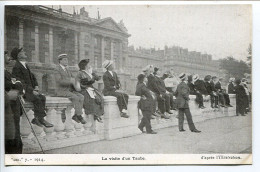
left=54, top=107, right=66, bottom=139
left=43, top=108, right=57, bottom=141
left=64, top=105, right=76, bottom=137
left=31, top=114, right=46, bottom=145
left=83, top=114, right=96, bottom=135
left=20, top=109, right=34, bottom=145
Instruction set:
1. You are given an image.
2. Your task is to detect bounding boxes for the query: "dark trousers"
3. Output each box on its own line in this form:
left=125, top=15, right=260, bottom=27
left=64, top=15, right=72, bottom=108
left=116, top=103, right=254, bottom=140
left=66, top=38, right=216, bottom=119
left=178, top=108, right=196, bottom=131
left=9, top=98, right=23, bottom=153
left=223, top=93, right=231, bottom=105
left=25, top=93, right=46, bottom=118
left=157, top=93, right=171, bottom=113
left=192, top=92, right=204, bottom=107
left=139, top=110, right=152, bottom=133
left=108, top=92, right=129, bottom=112
left=217, top=93, right=225, bottom=105
left=210, top=94, right=219, bottom=107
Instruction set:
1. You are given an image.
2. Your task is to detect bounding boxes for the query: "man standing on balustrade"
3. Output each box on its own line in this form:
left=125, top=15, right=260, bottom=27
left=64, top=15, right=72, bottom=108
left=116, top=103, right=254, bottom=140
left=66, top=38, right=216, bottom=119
left=102, top=60, right=129, bottom=118
left=55, top=54, right=86, bottom=124
left=176, top=73, right=201, bottom=133
left=11, top=47, right=53, bottom=128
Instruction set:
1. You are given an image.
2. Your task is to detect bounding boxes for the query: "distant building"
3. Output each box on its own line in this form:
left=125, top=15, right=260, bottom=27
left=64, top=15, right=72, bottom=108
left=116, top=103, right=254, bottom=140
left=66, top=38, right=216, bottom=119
left=5, top=5, right=223, bottom=95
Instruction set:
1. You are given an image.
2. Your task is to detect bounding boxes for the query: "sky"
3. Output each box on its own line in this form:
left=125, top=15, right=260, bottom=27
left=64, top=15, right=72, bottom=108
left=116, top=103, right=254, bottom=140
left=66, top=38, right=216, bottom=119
left=49, top=5, right=252, bottom=61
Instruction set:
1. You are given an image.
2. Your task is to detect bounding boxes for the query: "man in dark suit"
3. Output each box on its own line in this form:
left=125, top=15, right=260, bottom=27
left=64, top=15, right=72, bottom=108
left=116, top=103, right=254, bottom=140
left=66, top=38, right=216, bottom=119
left=211, top=76, right=226, bottom=107
left=188, top=74, right=205, bottom=109
left=228, top=78, right=236, bottom=94
left=55, top=54, right=86, bottom=124
left=146, top=67, right=170, bottom=119
left=176, top=73, right=201, bottom=133
left=102, top=60, right=129, bottom=118
left=136, top=74, right=157, bottom=134
left=204, top=75, right=218, bottom=108
left=11, top=47, right=53, bottom=128
left=5, top=50, right=23, bottom=154
left=215, top=77, right=232, bottom=107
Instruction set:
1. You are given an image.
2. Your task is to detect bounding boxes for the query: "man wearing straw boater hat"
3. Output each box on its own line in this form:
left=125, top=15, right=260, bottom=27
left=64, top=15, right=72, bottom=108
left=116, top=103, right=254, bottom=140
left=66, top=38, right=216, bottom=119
left=55, top=54, right=86, bottom=124
left=176, top=73, right=201, bottom=133
left=11, top=47, right=53, bottom=128
left=102, top=60, right=129, bottom=118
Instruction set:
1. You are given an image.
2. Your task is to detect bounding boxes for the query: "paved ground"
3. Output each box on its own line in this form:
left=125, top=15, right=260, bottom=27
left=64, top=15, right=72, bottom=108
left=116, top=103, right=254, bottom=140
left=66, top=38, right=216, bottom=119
left=45, top=113, right=252, bottom=154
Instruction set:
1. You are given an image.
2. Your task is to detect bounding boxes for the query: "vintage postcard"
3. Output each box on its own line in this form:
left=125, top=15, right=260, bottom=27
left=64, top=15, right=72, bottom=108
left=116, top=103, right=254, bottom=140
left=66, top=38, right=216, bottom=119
left=2, top=2, right=252, bottom=165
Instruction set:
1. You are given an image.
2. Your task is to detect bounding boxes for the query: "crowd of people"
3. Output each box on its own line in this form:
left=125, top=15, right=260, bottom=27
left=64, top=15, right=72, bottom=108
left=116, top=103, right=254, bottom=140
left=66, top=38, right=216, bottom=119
left=4, top=47, right=251, bottom=154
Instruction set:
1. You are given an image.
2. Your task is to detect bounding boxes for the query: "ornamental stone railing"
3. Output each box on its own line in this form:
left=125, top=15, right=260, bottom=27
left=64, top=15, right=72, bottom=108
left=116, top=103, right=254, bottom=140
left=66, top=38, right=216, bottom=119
left=20, top=94, right=236, bottom=153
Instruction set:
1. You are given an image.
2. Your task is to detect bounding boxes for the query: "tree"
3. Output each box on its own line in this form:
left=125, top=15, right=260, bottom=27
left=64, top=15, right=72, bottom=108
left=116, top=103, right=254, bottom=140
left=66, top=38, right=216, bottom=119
left=219, top=56, right=250, bottom=80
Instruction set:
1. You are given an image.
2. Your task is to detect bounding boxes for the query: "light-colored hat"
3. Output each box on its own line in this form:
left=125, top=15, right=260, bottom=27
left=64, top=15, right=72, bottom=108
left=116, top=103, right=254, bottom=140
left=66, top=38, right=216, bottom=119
left=229, top=78, right=235, bottom=82
left=193, top=74, right=199, bottom=82
left=179, top=73, right=186, bottom=80
left=102, top=60, right=114, bottom=69
left=58, top=54, right=68, bottom=60
left=142, top=65, right=154, bottom=72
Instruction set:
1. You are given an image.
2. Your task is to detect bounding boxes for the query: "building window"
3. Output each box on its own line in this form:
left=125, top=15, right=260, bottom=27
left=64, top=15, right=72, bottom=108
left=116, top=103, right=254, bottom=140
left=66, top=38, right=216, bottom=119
left=45, top=34, right=49, bottom=42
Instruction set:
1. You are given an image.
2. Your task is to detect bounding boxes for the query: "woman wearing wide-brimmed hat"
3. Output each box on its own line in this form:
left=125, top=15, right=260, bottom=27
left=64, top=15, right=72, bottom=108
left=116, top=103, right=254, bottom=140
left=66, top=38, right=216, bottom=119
left=75, top=59, right=104, bottom=132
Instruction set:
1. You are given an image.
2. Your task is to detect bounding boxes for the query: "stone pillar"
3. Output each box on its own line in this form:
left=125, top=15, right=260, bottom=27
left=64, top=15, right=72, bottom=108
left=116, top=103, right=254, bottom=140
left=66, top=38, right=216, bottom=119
left=118, top=41, right=123, bottom=71
left=74, top=32, right=79, bottom=65
left=33, top=23, right=40, bottom=63
left=18, top=20, right=24, bottom=48
left=101, top=36, right=105, bottom=63
left=48, top=26, right=54, bottom=64
left=78, top=31, right=85, bottom=61
left=111, top=39, right=114, bottom=61
left=89, top=34, right=95, bottom=65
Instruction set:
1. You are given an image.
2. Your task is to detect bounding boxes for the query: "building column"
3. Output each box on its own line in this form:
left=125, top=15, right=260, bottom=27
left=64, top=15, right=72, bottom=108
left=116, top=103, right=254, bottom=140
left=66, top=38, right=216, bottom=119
left=74, top=31, right=79, bottom=65
left=78, top=31, right=85, bottom=61
left=18, top=20, right=24, bottom=48
left=118, top=41, right=123, bottom=71
left=33, top=23, right=40, bottom=63
left=89, top=33, right=95, bottom=64
left=110, top=39, right=114, bottom=61
left=101, top=36, right=105, bottom=63
left=48, top=26, right=54, bottom=64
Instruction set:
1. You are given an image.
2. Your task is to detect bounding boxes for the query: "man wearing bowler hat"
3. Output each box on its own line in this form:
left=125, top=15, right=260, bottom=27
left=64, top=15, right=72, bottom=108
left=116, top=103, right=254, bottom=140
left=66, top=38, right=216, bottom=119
left=102, top=60, right=129, bottom=118
left=11, top=47, right=53, bottom=128
left=55, top=54, right=86, bottom=124
left=176, top=73, right=201, bottom=133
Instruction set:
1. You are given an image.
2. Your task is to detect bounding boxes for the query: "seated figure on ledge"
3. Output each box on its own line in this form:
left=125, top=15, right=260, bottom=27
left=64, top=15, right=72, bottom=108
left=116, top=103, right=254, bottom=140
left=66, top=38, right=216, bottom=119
left=102, top=60, right=129, bottom=118
left=75, top=59, right=104, bottom=132
left=55, top=54, right=86, bottom=124
left=11, top=47, right=53, bottom=128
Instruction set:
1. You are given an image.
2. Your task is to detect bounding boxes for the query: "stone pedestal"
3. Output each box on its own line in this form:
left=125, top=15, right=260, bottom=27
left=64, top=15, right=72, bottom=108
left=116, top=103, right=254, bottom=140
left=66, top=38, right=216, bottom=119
left=104, top=96, right=141, bottom=140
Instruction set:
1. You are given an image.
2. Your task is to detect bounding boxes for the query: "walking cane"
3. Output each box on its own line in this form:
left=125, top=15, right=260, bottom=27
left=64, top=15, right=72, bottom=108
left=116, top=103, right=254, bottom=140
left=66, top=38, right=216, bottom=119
left=17, top=95, right=45, bottom=154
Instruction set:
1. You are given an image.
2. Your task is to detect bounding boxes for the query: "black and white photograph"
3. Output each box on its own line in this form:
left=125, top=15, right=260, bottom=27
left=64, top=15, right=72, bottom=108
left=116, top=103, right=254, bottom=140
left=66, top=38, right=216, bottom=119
left=1, top=2, right=253, bottom=165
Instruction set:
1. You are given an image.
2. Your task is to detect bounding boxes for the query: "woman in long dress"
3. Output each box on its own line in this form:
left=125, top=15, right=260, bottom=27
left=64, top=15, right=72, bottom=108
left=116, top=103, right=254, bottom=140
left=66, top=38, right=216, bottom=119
left=75, top=59, right=104, bottom=132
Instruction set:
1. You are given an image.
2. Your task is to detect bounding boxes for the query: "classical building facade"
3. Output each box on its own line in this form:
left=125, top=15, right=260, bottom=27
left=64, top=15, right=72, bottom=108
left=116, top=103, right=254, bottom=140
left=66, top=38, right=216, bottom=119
left=5, top=5, right=131, bottom=94
left=5, top=5, right=223, bottom=95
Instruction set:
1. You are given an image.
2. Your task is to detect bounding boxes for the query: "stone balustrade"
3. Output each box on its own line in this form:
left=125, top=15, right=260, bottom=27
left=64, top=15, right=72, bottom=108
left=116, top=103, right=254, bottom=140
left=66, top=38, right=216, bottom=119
left=20, top=94, right=236, bottom=153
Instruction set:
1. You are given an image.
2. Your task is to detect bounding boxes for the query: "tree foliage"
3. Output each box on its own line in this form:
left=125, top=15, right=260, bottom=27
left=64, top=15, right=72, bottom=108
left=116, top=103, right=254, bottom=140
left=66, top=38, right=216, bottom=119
left=220, top=56, right=250, bottom=79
